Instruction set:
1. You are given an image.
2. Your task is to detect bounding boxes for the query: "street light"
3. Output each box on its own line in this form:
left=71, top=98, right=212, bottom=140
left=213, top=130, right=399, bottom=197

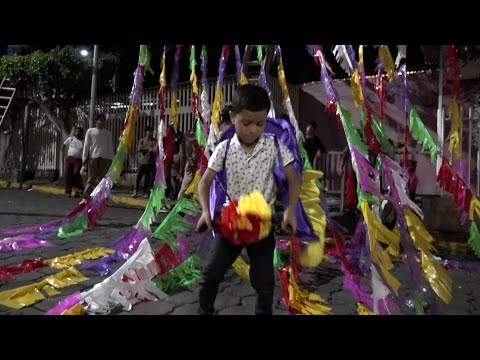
left=88, top=45, right=99, bottom=129
left=80, top=49, right=89, bottom=57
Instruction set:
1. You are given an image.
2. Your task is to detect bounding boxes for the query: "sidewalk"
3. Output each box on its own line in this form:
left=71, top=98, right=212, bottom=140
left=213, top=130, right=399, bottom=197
left=0, top=178, right=152, bottom=208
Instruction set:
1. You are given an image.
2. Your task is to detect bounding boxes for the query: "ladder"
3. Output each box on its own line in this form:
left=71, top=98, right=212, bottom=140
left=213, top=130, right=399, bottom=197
left=241, top=45, right=275, bottom=84
left=0, top=77, right=16, bottom=128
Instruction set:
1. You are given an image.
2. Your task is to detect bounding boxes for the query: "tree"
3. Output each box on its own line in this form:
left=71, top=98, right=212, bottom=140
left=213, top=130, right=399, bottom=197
left=0, top=45, right=118, bottom=139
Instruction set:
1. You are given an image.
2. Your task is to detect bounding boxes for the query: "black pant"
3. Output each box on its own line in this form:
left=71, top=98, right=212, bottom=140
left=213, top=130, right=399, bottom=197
left=135, top=164, right=155, bottom=193
left=198, top=233, right=275, bottom=315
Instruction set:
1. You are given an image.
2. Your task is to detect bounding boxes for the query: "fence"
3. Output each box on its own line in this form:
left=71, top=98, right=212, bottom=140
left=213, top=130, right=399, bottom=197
left=1, top=73, right=302, bottom=178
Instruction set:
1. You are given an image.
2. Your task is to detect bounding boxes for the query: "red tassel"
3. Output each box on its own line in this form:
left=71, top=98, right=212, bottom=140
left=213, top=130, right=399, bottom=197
left=446, top=45, right=461, bottom=97
left=154, top=244, right=181, bottom=274
left=437, top=157, right=472, bottom=213
left=0, top=258, right=44, bottom=282
left=223, top=45, right=230, bottom=61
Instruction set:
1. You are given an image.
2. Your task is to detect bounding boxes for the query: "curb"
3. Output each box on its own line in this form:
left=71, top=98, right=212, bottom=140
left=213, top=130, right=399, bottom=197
left=1, top=179, right=148, bottom=208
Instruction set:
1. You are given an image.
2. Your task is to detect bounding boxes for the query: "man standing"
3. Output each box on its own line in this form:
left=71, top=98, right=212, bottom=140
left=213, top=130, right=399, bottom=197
left=82, top=114, right=114, bottom=199
left=177, top=127, right=199, bottom=200
left=132, top=126, right=157, bottom=198
left=63, top=126, right=85, bottom=197
left=304, top=121, right=326, bottom=169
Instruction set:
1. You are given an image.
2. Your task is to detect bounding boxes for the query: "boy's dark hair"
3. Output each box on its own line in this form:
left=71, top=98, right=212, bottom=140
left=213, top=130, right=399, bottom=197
left=145, top=126, right=153, bottom=132
left=221, top=104, right=233, bottom=125
left=307, top=121, right=317, bottom=130
left=231, top=85, right=270, bottom=114
left=95, top=114, right=106, bottom=121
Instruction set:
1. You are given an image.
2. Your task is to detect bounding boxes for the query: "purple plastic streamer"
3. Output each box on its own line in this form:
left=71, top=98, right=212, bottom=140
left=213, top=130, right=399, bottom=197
left=81, top=253, right=120, bottom=276
left=217, top=46, right=227, bottom=87
left=234, top=45, right=242, bottom=82
left=274, top=45, right=282, bottom=62
left=453, top=159, right=467, bottom=183
left=117, top=226, right=151, bottom=259
left=177, top=236, right=189, bottom=262
left=129, top=66, right=144, bottom=107
left=307, top=45, right=317, bottom=57
left=346, top=45, right=359, bottom=70
left=171, top=45, right=182, bottom=92
left=342, top=264, right=374, bottom=309
left=259, top=63, right=273, bottom=101
left=45, top=291, right=83, bottom=315
left=2, top=218, right=64, bottom=236
left=442, top=259, right=480, bottom=272
left=0, top=234, right=54, bottom=253
left=321, top=64, right=339, bottom=103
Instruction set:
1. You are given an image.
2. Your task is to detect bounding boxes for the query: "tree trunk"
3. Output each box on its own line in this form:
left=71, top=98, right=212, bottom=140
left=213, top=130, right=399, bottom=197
left=31, top=97, right=68, bottom=140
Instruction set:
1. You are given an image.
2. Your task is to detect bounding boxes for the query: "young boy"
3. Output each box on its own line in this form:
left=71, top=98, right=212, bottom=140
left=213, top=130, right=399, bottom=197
left=195, top=85, right=301, bottom=315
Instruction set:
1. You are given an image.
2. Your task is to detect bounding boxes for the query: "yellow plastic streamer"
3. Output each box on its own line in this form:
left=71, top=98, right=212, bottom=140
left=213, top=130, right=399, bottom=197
left=44, top=247, right=115, bottom=269
left=357, top=303, right=373, bottom=315
left=171, top=92, right=178, bottom=132
left=288, top=267, right=331, bottom=315
left=211, top=83, right=223, bottom=131
left=232, top=256, right=250, bottom=279
left=421, top=252, right=452, bottom=304
left=448, top=97, right=462, bottom=161
left=350, top=69, right=364, bottom=108
left=277, top=58, right=289, bottom=106
left=404, top=209, right=452, bottom=304
left=62, top=303, right=86, bottom=315
left=379, top=45, right=395, bottom=81
left=299, top=170, right=327, bottom=267
left=0, top=267, right=88, bottom=309
left=469, top=196, right=480, bottom=221
left=404, top=210, right=435, bottom=254
left=160, top=52, right=166, bottom=89
left=362, top=200, right=401, bottom=294
left=240, top=72, right=249, bottom=85
left=359, top=45, right=364, bottom=72
left=120, top=106, right=139, bottom=149
left=184, top=170, right=201, bottom=198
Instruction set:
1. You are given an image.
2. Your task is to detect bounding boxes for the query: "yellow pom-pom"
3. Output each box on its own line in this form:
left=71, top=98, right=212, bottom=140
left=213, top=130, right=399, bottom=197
left=237, top=191, right=271, bottom=220
left=300, top=241, right=324, bottom=268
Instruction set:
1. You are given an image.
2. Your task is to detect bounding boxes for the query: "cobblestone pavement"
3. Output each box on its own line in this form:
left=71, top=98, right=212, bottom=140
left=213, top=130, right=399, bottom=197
left=1, top=188, right=479, bottom=315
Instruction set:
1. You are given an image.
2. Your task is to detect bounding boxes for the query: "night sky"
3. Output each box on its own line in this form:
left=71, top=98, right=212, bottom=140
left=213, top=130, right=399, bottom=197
left=1, top=44, right=430, bottom=95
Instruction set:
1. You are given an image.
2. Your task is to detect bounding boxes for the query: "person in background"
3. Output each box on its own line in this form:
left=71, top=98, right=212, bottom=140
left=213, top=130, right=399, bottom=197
left=132, top=126, right=157, bottom=198
left=82, top=115, right=114, bottom=200
left=304, top=121, right=326, bottom=169
left=63, top=126, right=84, bottom=197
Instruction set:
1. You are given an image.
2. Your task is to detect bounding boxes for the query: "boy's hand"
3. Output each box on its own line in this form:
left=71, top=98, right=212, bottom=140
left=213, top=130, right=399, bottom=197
left=282, top=206, right=296, bottom=234
left=196, top=211, right=212, bottom=232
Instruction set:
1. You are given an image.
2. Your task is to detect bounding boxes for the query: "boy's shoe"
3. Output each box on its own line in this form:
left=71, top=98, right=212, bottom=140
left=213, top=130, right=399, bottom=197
left=159, top=205, right=169, bottom=212
left=131, top=191, right=138, bottom=198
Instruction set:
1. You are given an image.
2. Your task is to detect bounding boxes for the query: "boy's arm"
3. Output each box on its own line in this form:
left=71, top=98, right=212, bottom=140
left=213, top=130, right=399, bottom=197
left=196, top=168, right=217, bottom=230
left=283, top=163, right=301, bottom=233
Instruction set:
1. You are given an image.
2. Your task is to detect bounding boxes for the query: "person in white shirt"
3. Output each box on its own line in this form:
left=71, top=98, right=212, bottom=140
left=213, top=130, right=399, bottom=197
left=82, top=114, right=114, bottom=199
left=63, top=126, right=84, bottom=197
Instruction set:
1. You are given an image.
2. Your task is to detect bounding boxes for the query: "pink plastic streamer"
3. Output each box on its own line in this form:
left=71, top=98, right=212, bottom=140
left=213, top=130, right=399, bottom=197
left=2, top=219, right=64, bottom=236
left=45, top=291, right=83, bottom=315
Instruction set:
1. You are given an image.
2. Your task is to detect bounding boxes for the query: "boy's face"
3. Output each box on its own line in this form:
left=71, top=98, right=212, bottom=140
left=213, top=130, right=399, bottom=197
left=231, top=109, right=267, bottom=146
